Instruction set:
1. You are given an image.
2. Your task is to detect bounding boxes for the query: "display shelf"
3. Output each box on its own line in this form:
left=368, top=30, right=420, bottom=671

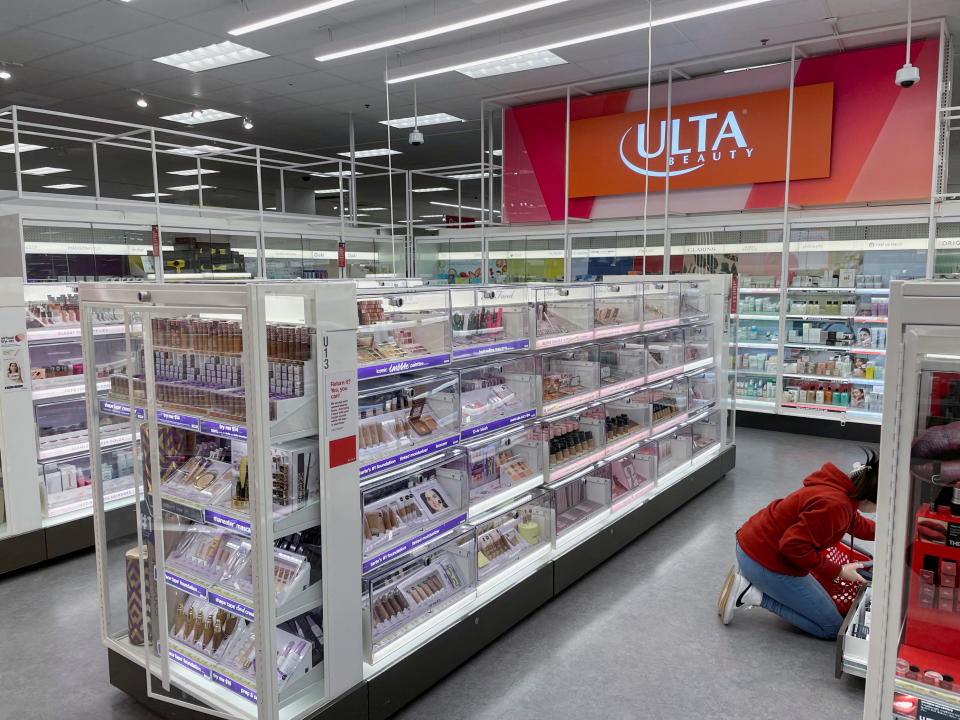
left=37, top=431, right=130, bottom=461
left=733, top=313, right=781, bottom=320
left=737, top=287, right=781, bottom=294
left=782, top=373, right=885, bottom=386
left=729, top=369, right=778, bottom=377
left=785, top=314, right=856, bottom=320
left=783, top=343, right=886, bottom=354
left=32, top=379, right=110, bottom=400
left=734, top=397, right=777, bottom=411
left=854, top=316, right=888, bottom=323
left=27, top=322, right=129, bottom=340
left=729, top=341, right=778, bottom=349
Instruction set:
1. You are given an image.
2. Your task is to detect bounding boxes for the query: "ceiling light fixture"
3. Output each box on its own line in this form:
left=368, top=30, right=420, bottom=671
left=154, top=41, right=269, bottom=72
left=429, top=200, right=501, bottom=214
left=168, top=144, right=230, bottom=156
left=43, top=183, right=85, bottom=190
left=336, top=148, right=402, bottom=158
left=412, top=187, right=452, bottom=193
left=420, top=214, right=446, bottom=218
left=161, top=109, right=240, bottom=125
left=446, top=171, right=497, bottom=180
left=166, top=168, right=220, bottom=176
left=0, top=68, right=11, bottom=81
left=458, top=49, right=566, bottom=78
left=242, top=116, right=254, bottom=130
left=723, top=61, right=788, bottom=73
left=316, top=0, right=573, bottom=62
left=0, top=143, right=46, bottom=153
left=380, top=113, right=464, bottom=129
left=360, top=207, right=388, bottom=211
left=20, top=167, right=69, bottom=176
left=136, top=95, right=149, bottom=108
left=132, top=192, right=173, bottom=198
left=387, top=0, right=778, bottom=84
left=313, top=170, right=363, bottom=177
left=167, top=184, right=216, bottom=191
left=314, top=188, right=349, bottom=194
left=229, top=0, right=359, bottom=36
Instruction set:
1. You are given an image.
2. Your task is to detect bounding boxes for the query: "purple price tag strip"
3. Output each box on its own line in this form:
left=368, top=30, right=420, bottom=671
left=199, top=420, right=247, bottom=440
left=157, top=410, right=200, bottom=431
left=359, top=434, right=460, bottom=478
left=460, top=409, right=537, bottom=441
left=164, top=571, right=207, bottom=599
left=358, top=353, right=450, bottom=379
left=207, top=591, right=255, bottom=621
left=204, top=509, right=251, bottom=536
left=169, top=649, right=211, bottom=678
left=212, top=671, right=257, bottom=703
left=363, top=513, right=468, bottom=573
left=452, top=338, right=530, bottom=359
left=99, top=399, right=130, bottom=417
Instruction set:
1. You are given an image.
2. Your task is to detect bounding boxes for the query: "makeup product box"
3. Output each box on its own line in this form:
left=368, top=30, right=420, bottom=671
left=271, top=438, right=321, bottom=509
left=839, top=269, right=856, bottom=288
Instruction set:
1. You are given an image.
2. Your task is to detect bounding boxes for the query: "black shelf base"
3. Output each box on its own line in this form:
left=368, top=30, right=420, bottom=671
left=0, top=503, right=136, bottom=576
left=108, top=446, right=735, bottom=720
left=736, top=410, right=880, bottom=443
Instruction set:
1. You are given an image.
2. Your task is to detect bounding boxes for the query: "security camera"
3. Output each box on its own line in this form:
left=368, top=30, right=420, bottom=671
left=408, top=130, right=424, bottom=146
left=895, top=63, right=920, bottom=88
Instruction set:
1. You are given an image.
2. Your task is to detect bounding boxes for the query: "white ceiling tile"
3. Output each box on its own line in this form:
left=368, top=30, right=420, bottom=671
left=31, top=2, right=165, bottom=43
left=25, top=76, right=117, bottom=101
left=2, top=0, right=99, bottom=29
left=127, top=0, right=236, bottom=22
left=84, top=59, right=184, bottom=87
left=0, top=28, right=84, bottom=63
left=30, top=45, right=137, bottom=75
left=140, top=74, right=239, bottom=99
left=200, top=57, right=318, bottom=85
left=96, top=22, right=223, bottom=58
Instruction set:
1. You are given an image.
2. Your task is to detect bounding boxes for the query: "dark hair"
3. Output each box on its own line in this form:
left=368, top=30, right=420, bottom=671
left=849, top=447, right=879, bottom=503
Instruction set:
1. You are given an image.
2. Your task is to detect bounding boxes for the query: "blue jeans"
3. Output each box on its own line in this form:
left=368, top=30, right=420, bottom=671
left=736, top=543, right=843, bottom=640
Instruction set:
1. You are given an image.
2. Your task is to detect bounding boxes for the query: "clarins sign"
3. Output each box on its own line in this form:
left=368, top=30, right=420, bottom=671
left=569, top=83, right=834, bottom=196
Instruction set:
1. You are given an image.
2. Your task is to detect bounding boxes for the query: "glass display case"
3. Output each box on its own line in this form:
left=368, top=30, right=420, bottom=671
left=536, top=405, right=606, bottom=482
left=598, top=338, right=647, bottom=397
left=35, top=395, right=129, bottom=460
left=356, top=289, right=451, bottom=379
left=358, top=373, right=460, bottom=479
left=449, top=286, right=530, bottom=359
left=364, top=528, right=476, bottom=662
left=646, top=376, right=690, bottom=434
left=540, top=345, right=600, bottom=415
left=683, top=323, right=715, bottom=370
left=474, top=490, right=554, bottom=586
left=607, top=441, right=658, bottom=507
left=642, top=281, right=680, bottom=329
left=688, top=370, right=719, bottom=413
left=645, top=328, right=685, bottom=382
left=458, top=357, right=538, bottom=441
left=533, top=284, right=595, bottom=349
left=691, top=410, right=721, bottom=456
left=453, top=426, right=543, bottom=513
left=593, top=282, right=643, bottom=338
left=680, top=281, right=711, bottom=320
left=601, top=388, right=652, bottom=457
left=40, top=444, right=135, bottom=519
left=361, top=451, right=469, bottom=573
left=657, top=425, right=693, bottom=478
left=552, top=467, right=611, bottom=537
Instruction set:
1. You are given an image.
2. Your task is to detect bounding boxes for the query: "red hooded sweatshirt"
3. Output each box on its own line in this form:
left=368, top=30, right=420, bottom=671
left=736, top=462, right=876, bottom=579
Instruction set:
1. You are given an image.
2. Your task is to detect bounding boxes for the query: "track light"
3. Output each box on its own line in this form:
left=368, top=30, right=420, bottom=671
left=0, top=68, right=11, bottom=81
left=191, top=108, right=202, bottom=119
left=242, top=116, right=254, bottom=130
left=136, top=95, right=148, bottom=108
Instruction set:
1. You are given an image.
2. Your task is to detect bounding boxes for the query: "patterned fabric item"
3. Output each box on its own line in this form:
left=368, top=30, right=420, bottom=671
left=125, top=546, right=147, bottom=645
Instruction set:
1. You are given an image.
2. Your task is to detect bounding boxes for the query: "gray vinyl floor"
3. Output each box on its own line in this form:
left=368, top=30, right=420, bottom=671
left=0, top=427, right=870, bottom=720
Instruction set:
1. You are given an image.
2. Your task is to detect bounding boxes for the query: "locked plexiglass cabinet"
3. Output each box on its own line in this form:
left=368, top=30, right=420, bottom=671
left=80, top=280, right=363, bottom=720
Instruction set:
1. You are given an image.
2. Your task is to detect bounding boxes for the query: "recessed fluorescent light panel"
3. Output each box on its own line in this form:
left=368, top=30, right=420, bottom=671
left=387, top=0, right=777, bottom=83
left=166, top=168, right=221, bottom=176
left=314, top=188, right=348, bottom=194
left=360, top=207, right=388, bottom=211
left=316, top=0, right=573, bottom=62
left=380, top=113, right=464, bottom=129
left=153, top=41, right=269, bottom=72
left=336, top=148, right=401, bottom=158
left=132, top=192, right=173, bottom=198
left=161, top=109, right=240, bottom=126
left=458, top=49, right=566, bottom=78
left=420, top=214, right=446, bottom=218
left=311, top=170, right=363, bottom=177
left=0, top=143, right=46, bottom=153
left=20, top=167, right=69, bottom=176
left=169, top=145, right=230, bottom=156
left=412, top=187, right=452, bottom=193
left=446, top=172, right=497, bottom=180
left=167, top=184, right=216, bottom=191
left=230, top=0, right=358, bottom=36
left=43, top=183, right=85, bottom=189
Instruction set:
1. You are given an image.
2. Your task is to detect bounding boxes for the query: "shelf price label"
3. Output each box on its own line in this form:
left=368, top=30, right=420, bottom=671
left=919, top=699, right=960, bottom=720
left=157, top=410, right=200, bottom=431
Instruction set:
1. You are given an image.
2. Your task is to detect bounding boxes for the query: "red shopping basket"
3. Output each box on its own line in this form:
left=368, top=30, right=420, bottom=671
left=812, top=540, right=872, bottom=615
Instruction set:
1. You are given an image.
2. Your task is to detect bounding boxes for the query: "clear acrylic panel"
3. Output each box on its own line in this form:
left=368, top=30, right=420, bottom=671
left=475, top=490, right=553, bottom=584
left=458, top=357, right=538, bottom=440
left=645, top=328, right=684, bottom=381
left=552, top=468, right=611, bottom=536
left=533, top=284, right=594, bottom=346
left=593, top=282, right=643, bottom=336
left=449, top=285, right=530, bottom=359
left=598, top=338, right=647, bottom=396
left=455, top=426, right=542, bottom=511
left=657, top=425, right=693, bottom=477
left=540, top=345, right=600, bottom=415
left=643, top=281, right=680, bottom=327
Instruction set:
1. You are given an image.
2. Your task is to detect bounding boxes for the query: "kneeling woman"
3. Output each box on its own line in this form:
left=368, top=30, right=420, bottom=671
left=718, top=451, right=878, bottom=638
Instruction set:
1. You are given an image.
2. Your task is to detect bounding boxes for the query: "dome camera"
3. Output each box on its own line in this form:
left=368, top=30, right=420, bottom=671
left=408, top=130, right=424, bottom=146
left=896, top=63, right=920, bottom=88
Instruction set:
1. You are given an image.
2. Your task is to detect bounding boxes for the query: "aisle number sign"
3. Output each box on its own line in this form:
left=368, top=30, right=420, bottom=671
left=569, top=83, right=834, bottom=196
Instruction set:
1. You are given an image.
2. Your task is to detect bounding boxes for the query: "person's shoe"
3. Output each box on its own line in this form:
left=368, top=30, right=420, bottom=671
left=718, top=565, right=759, bottom=625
